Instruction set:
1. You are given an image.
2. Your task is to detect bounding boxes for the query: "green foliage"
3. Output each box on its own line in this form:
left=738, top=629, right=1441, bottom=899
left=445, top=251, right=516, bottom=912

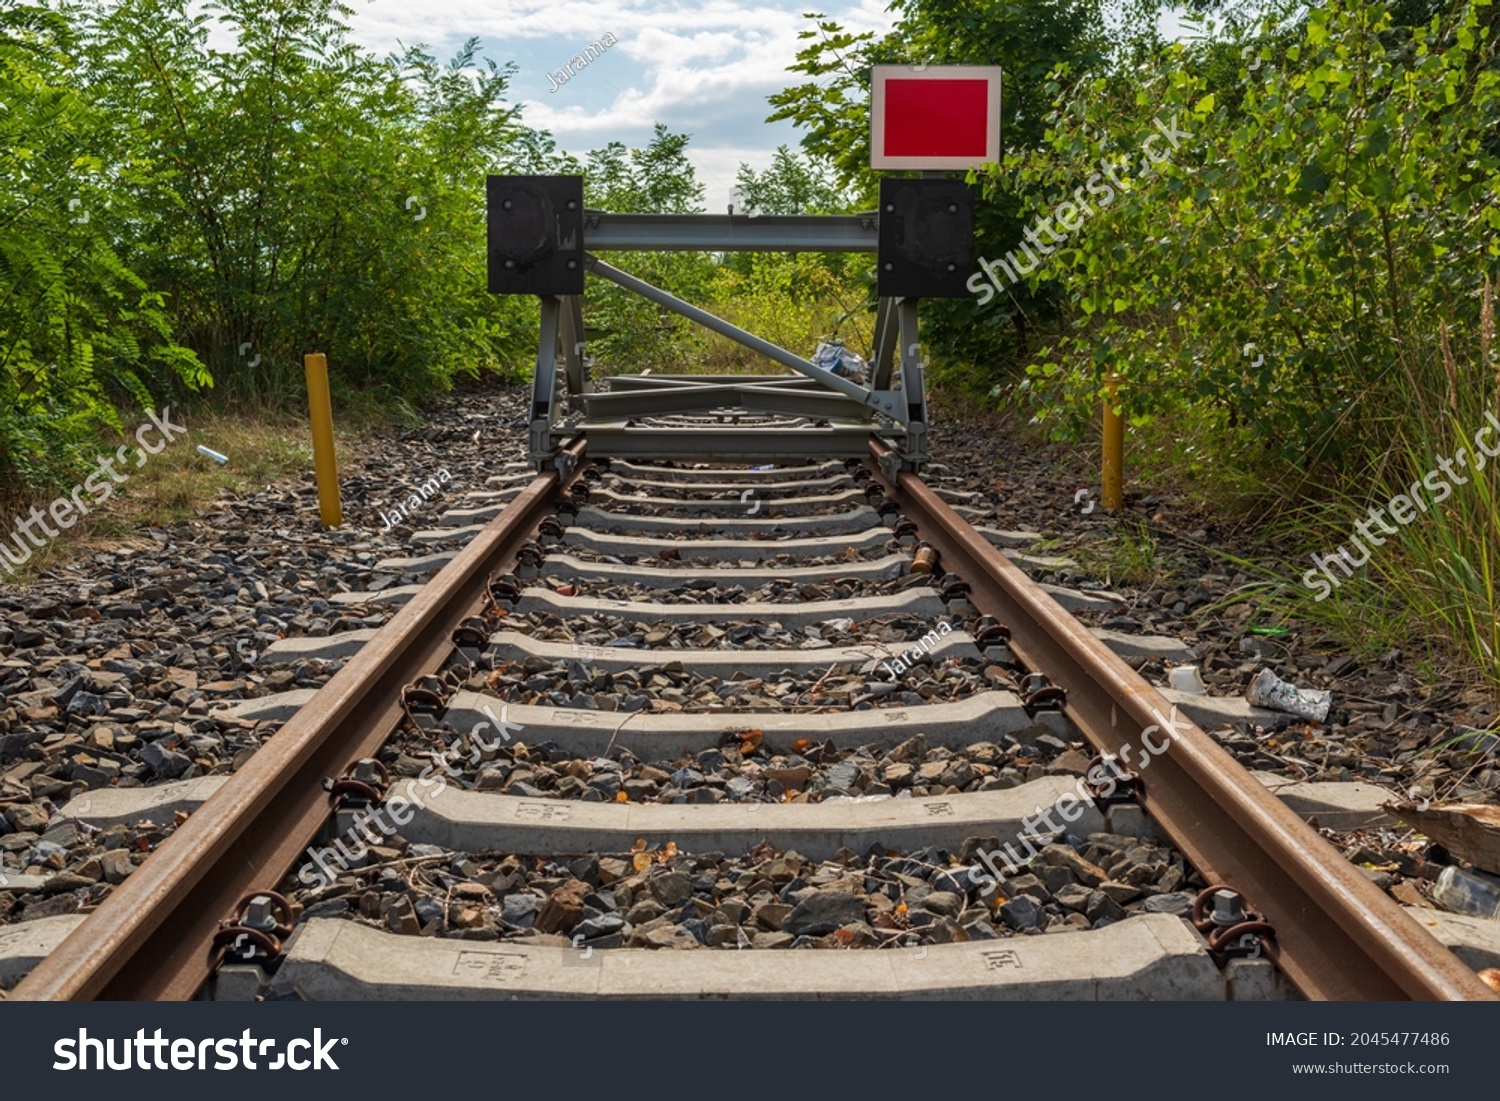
left=69, top=0, right=548, bottom=406
left=733, top=145, right=850, bottom=215
left=0, top=3, right=204, bottom=488
left=766, top=1, right=1165, bottom=369
left=1007, top=0, right=1499, bottom=473
left=724, top=146, right=858, bottom=287
left=582, top=124, right=717, bottom=373
left=703, top=252, right=872, bottom=372
left=1280, top=281, right=1500, bottom=696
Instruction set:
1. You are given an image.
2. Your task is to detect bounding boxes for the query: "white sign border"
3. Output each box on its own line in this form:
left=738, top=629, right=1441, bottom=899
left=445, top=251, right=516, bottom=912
left=870, top=65, right=1003, bottom=171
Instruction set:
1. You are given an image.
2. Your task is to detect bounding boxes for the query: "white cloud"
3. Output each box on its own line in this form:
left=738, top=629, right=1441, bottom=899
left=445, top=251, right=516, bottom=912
left=343, top=0, right=896, bottom=207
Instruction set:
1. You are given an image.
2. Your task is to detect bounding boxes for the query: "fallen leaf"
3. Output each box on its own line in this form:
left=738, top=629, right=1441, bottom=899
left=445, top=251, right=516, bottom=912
left=615, top=791, right=629, bottom=803
left=792, top=738, right=812, bottom=752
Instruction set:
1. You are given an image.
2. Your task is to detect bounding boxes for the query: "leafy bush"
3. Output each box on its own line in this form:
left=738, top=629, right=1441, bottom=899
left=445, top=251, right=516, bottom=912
left=0, top=4, right=205, bottom=490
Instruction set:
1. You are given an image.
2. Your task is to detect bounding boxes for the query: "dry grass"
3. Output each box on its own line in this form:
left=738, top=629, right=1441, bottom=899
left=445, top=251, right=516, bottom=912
left=0, top=409, right=343, bottom=584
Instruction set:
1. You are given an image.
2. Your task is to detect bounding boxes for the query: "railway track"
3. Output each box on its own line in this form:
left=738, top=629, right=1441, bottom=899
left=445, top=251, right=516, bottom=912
left=3, top=408, right=1493, bottom=1002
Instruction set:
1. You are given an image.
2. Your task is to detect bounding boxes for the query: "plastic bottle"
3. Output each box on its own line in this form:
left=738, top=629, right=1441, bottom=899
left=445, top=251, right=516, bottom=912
left=1432, top=865, right=1500, bottom=920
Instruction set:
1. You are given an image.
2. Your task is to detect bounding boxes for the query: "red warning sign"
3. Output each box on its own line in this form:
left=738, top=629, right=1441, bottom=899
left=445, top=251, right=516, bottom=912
left=871, top=66, right=1002, bottom=171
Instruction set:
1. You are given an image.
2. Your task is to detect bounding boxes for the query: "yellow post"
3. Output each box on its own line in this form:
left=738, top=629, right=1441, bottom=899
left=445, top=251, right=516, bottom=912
left=1102, top=372, right=1123, bottom=511
left=303, top=353, right=343, bottom=527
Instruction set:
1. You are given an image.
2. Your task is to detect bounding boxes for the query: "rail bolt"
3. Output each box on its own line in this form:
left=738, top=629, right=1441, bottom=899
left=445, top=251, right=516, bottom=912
left=213, top=891, right=296, bottom=966
left=1209, top=888, right=1248, bottom=926
left=972, top=616, right=1010, bottom=648
left=327, top=757, right=391, bottom=806
left=937, top=574, right=971, bottom=601
left=1191, top=886, right=1263, bottom=933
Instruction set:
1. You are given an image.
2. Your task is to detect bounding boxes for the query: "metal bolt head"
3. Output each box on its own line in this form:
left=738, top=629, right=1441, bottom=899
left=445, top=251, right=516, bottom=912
left=503, top=259, right=516, bottom=269
left=502, top=199, right=514, bottom=210
left=884, top=203, right=896, bottom=213
left=1211, top=888, right=1247, bottom=925
left=243, top=895, right=278, bottom=930
left=351, top=758, right=382, bottom=784
left=883, top=262, right=894, bottom=272
left=566, top=259, right=578, bottom=269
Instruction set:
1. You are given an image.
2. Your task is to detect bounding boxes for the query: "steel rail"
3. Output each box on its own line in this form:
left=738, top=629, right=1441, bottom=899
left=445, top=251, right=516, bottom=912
left=12, top=441, right=585, bottom=1001
left=867, top=439, right=1494, bottom=1002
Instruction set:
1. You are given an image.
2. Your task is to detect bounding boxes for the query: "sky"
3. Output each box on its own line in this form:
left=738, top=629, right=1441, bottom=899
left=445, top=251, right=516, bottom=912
left=329, top=0, right=903, bottom=212
left=277, top=0, right=1194, bottom=212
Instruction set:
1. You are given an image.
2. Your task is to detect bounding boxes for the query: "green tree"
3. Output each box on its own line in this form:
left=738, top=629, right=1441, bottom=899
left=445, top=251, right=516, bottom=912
left=766, top=1, right=1161, bottom=370
left=582, top=124, right=716, bottom=373
left=0, top=3, right=203, bottom=490
left=733, top=145, right=850, bottom=215
left=1008, top=0, right=1499, bottom=472
left=71, top=0, right=552, bottom=403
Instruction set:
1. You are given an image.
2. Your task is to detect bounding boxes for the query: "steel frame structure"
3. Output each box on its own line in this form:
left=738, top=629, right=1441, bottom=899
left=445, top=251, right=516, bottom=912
left=495, top=183, right=971, bottom=477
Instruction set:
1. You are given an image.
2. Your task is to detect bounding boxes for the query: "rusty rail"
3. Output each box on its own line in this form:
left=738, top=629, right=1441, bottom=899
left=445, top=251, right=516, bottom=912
left=868, top=438, right=1494, bottom=1002
left=12, top=442, right=584, bottom=1001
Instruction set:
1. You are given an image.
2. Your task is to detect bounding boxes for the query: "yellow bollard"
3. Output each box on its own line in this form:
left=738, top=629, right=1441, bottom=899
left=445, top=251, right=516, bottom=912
left=1102, top=372, right=1123, bottom=511
left=303, top=353, right=343, bottom=527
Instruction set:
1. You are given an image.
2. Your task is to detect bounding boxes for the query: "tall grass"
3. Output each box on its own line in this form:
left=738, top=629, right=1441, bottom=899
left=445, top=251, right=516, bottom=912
left=1279, top=279, right=1500, bottom=703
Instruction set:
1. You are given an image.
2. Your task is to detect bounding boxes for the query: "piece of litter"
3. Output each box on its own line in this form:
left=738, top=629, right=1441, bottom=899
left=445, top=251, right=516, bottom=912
left=1245, top=668, right=1330, bottom=722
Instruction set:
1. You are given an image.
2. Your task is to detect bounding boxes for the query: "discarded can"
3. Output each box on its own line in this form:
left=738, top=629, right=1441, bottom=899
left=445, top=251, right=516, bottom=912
left=1167, top=665, right=1206, bottom=695
left=196, top=445, right=229, bottom=465
left=1433, top=865, right=1500, bottom=921
left=910, top=545, right=940, bottom=575
left=1245, top=668, right=1331, bottom=722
